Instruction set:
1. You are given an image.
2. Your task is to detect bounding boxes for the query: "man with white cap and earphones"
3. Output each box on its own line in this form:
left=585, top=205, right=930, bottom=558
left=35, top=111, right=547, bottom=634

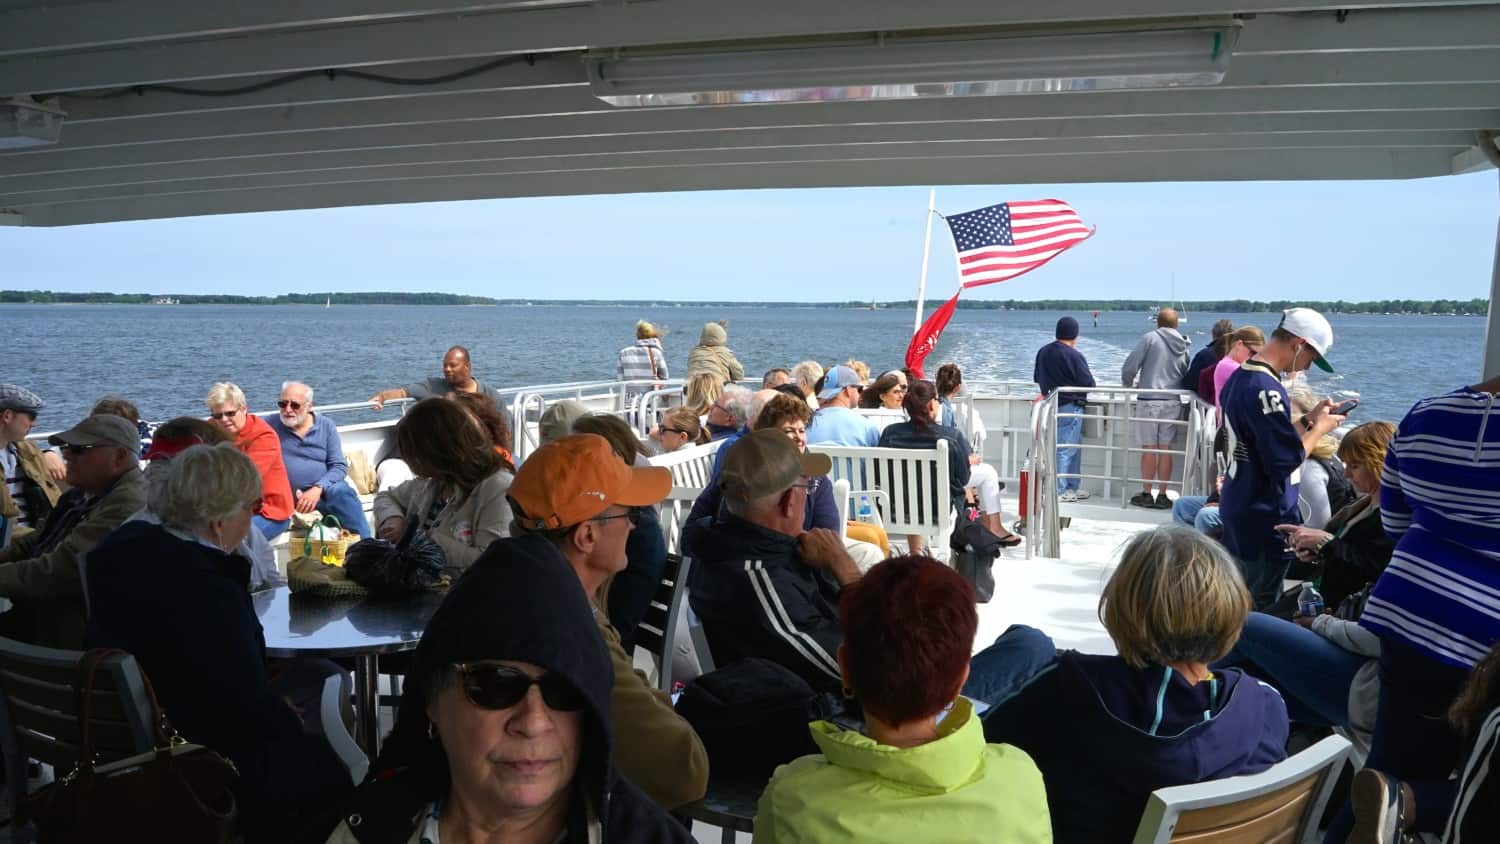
left=1218, top=307, right=1346, bottom=609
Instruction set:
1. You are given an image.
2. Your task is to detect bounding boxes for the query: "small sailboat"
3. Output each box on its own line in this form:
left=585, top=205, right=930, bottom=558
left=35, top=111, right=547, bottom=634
left=325, top=295, right=331, bottom=309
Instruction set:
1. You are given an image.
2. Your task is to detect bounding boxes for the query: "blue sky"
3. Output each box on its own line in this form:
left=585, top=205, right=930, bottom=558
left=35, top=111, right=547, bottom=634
left=3, top=172, right=1495, bottom=302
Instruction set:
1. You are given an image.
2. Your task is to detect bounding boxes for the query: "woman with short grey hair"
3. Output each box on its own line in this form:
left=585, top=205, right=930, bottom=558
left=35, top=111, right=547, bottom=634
left=85, top=442, right=352, bottom=841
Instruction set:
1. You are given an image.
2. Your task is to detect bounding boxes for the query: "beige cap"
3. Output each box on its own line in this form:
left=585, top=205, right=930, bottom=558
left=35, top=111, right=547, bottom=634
left=719, top=428, right=831, bottom=502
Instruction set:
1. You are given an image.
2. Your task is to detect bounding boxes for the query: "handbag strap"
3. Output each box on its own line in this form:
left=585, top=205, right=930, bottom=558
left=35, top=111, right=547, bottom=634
left=72, top=648, right=179, bottom=779
left=303, top=513, right=346, bottom=554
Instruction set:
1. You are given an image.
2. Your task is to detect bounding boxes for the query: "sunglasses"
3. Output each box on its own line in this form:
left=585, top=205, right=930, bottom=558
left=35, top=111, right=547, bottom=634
left=276, top=400, right=304, bottom=411
left=792, top=477, right=822, bottom=495
left=209, top=409, right=240, bottom=420
left=61, top=443, right=100, bottom=455
left=662, top=427, right=691, bottom=436
left=454, top=663, right=585, bottom=712
left=593, top=509, right=641, bottom=528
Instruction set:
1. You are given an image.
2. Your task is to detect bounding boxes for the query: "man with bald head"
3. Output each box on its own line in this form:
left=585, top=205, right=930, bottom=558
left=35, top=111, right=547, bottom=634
left=1122, top=308, right=1191, bottom=508
left=368, top=346, right=504, bottom=410
left=270, top=381, right=372, bottom=538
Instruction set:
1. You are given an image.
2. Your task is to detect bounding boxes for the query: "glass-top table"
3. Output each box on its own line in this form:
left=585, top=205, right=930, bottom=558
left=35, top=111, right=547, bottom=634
left=253, top=586, right=447, bottom=753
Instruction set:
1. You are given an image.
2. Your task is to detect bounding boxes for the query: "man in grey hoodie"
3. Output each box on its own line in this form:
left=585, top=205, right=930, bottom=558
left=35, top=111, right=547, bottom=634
left=1121, top=308, right=1191, bottom=508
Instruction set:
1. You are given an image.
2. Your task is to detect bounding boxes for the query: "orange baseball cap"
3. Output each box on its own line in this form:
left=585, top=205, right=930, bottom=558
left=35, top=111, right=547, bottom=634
left=509, top=434, right=671, bottom=530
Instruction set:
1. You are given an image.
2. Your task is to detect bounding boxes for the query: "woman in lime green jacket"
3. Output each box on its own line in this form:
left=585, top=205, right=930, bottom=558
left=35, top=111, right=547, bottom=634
left=754, top=556, right=1052, bottom=843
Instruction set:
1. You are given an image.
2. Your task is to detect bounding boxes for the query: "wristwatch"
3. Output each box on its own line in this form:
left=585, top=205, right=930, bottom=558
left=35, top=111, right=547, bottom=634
left=1300, top=417, right=1314, bottom=433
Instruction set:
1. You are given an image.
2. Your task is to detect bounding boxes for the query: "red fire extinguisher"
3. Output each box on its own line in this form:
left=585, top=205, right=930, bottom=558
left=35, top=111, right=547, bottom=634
left=1018, top=455, right=1033, bottom=519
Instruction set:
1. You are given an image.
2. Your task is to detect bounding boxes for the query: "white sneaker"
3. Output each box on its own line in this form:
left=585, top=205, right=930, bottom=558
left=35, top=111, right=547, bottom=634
left=1072, top=489, right=1091, bottom=500
left=1060, top=490, right=1080, bottom=502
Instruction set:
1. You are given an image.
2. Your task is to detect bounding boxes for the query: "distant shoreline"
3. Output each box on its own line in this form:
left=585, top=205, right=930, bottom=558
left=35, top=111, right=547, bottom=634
left=1, top=291, right=1488, bottom=316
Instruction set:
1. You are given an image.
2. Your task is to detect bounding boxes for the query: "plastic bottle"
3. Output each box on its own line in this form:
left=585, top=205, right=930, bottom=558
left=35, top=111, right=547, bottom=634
left=1297, top=584, right=1324, bottom=618
left=856, top=496, right=874, bottom=524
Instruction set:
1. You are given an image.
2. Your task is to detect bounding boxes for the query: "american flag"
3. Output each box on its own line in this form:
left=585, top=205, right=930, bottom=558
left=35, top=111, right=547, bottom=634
left=945, top=199, right=1093, bottom=288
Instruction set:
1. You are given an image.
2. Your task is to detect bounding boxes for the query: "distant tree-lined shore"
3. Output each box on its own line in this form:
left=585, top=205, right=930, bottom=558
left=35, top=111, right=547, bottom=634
left=1, top=290, right=1488, bottom=315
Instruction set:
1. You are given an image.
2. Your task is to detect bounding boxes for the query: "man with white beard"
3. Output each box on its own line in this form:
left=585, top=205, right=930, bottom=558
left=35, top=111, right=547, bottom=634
left=269, top=381, right=372, bottom=537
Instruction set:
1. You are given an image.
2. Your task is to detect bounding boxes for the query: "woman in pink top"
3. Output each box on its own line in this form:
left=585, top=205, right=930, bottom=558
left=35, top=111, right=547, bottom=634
left=1210, top=326, right=1266, bottom=408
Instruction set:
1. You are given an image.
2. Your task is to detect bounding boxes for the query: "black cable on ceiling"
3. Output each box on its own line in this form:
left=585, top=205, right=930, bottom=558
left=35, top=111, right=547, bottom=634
left=42, top=53, right=541, bottom=102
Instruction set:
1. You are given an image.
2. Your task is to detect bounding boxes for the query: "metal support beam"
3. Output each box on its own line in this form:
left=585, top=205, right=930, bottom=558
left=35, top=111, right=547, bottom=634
left=11, top=146, right=1460, bottom=227
left=1486, top=167, right=1500, bottom=380
left=4, top=3, right=1500, bottom=96
left=0, top=116, right=1488, bottom=200
left=3, top=0, right=1492, bottom=60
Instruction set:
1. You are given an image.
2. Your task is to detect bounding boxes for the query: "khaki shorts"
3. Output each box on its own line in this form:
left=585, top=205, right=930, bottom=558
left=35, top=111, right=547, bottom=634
left=1134, top=400, right=1182, bottom=447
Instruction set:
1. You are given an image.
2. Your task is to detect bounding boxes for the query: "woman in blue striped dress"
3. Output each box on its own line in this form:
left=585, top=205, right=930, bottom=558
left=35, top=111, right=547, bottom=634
left=1337, top=376, right=1500, bottom=844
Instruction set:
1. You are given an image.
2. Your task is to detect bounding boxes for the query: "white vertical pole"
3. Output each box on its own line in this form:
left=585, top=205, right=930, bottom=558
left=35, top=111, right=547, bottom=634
left=1484, top=167, right=1500, bottom=380
left=913, top=188, right=937, bottom=335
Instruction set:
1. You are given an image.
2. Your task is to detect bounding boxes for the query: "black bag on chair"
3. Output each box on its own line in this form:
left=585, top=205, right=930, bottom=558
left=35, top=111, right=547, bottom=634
left=343, top=532, right=447, bottom=596
left=674, top=658, right=825, bottom=779
left=950, top=505, right=1002, bottom=603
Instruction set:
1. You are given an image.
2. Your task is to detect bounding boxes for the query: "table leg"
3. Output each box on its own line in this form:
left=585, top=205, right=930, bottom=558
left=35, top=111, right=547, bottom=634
left=354, top=654, right=381, bottom=755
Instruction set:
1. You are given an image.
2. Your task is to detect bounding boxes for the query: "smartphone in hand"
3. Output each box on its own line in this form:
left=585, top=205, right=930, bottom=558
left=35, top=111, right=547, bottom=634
left=1331, top=398, right=1359, bottom=415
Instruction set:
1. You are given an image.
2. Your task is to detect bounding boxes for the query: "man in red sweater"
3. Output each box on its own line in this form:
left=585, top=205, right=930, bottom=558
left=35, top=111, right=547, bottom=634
left=206, top=382, right=294, bottom=539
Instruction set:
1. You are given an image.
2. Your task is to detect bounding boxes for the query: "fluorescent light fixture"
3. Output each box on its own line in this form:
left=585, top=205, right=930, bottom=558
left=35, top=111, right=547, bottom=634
left=587, top=24, right=1239, bottom=107
left=0, top=99, right=65, bottom=149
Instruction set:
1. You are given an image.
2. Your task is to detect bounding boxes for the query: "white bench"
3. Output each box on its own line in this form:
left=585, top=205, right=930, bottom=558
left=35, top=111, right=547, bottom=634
left=808, top=440, right=952, bottom=555
left=645, top=440, right=724, bottom=555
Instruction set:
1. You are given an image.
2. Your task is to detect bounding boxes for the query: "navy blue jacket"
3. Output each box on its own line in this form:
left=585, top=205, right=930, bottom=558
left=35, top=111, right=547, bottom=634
left=984, top=652, right=1288, bottom=843
left=681, top=466, right=838, bottom=560
left=688, top=514, right=844, bottom=693
left=878, top=421, right=972, bottom=508
left=1182, top=344, right=1220, bottom=398
left=84, top=521, right=346, bottom=835
left=1033, top=341, right=1097, bottom=406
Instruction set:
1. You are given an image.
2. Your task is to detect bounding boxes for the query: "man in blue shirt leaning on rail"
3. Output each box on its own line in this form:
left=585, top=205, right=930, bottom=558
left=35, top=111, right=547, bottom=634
left=269, top=381, right=372, bottom=538
left=1034, top=317, right=1097, bottom=501
left=1217, top=308, right=1344, bottom=609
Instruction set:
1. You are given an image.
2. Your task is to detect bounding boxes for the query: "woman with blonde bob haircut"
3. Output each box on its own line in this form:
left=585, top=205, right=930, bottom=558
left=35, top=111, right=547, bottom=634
left=985, top=527, right=1289, bottom=843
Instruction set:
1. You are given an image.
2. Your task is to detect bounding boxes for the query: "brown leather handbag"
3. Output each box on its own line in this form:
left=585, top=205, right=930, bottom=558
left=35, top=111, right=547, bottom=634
left=20, top=649, right=240, bottom=844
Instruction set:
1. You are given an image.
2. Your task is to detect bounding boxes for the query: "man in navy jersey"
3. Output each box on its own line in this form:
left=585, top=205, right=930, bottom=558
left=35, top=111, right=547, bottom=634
left=1217, top=308, right=1346, bottom=608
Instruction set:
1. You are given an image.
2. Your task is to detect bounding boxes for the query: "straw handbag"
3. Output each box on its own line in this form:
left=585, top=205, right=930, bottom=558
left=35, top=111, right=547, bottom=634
left=300, top=514, right=357, bottom=565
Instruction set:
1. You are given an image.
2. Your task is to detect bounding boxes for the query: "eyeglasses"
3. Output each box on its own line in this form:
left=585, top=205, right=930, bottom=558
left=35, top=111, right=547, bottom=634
left=888, top=385, right=908, bottom=394
left=276, top=400, right=304, bottom=411
left=453, top=663, right=585, bottom=712
left=792, top=477, right=822, bottom=495
left=593, top=509, right=641, bottom=528
left=209, top=409, right=240, bottom=420
left=61, top=443, right=99, bottom=456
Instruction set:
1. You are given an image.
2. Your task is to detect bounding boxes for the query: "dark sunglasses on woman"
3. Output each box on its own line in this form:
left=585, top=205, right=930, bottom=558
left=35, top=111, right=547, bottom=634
left=453, top=663, right=585, bottom=712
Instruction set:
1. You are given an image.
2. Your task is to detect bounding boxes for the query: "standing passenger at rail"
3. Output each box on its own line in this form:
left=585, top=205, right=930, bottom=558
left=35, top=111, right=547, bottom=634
left=1033, top=317, right=1097, bottom=500
left=1121, top=308, right=1191, bottom=509
left=1217, top=308, right=1344, bottom=609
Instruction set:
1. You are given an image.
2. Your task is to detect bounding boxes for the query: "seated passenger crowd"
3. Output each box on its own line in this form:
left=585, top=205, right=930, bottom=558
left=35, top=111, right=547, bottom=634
left=0, top=320, right=1495, bottom=844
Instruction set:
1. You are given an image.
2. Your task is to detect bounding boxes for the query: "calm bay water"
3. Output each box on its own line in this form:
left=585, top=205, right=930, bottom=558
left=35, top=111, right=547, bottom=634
left=3, top=303, right=1485, bottom=431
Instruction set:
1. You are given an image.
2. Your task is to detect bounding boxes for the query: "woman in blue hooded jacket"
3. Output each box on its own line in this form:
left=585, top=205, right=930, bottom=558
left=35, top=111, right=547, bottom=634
left=984, top=526, right=1289, bottom=843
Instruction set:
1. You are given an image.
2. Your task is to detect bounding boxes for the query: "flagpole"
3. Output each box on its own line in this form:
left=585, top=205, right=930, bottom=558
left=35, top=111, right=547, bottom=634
left=913, top=188, right=937, bottom=336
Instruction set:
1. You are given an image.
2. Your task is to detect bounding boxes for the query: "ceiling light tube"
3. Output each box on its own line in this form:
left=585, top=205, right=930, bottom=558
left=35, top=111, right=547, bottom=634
left=587, top=25, right=1239, bottom=107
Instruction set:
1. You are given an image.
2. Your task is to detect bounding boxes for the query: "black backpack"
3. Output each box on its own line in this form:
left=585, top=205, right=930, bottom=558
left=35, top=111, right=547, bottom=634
left=674, top=658, right=829, bottom=778
left=949, top=504, right=1001, bottom=603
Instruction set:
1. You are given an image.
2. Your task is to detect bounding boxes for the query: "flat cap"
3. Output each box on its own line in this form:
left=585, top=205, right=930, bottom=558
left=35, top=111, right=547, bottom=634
left=0, top=385, right=44, bottom=414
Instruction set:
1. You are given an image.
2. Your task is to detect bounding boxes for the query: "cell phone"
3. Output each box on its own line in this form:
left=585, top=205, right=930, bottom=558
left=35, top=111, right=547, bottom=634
left=1331, top=398, right=1359, bottom=415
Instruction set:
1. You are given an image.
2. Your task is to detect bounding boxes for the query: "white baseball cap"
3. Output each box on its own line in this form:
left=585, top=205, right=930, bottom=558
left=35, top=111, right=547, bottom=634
left=1278, top=308, right=1334, bottom=372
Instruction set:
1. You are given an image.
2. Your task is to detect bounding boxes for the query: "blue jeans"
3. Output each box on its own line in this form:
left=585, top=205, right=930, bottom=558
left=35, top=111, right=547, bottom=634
left=1216, top=612, right=1367, bottom=728
left=961, top=625, right=1056, bottom=708
left=311, top=481, right=372, bottom=539
left=252, top=514, right=291, bottom=541
left=1172, top=495, right=1223, bottom=533
left=1325, top=636, right=1469, bottom=840
left=1056, top=406, right=1083, bottom=493
left=1236, top=552, right=1291, bottom=611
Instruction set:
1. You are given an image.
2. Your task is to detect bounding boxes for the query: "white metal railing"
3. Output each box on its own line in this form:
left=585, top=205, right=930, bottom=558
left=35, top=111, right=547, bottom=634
left=1029, top=387, right=1217, bottom=557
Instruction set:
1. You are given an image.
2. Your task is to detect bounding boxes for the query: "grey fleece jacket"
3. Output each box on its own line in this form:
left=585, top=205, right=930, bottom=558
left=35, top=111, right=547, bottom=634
left=1121, top=327, right=1191, bottom=400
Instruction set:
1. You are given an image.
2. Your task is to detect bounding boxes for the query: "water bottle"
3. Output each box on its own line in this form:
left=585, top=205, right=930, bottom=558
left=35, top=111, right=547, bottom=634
left=1297, top=584, right=1324, bottom=618
left=856, top=496, right=874, bottom=524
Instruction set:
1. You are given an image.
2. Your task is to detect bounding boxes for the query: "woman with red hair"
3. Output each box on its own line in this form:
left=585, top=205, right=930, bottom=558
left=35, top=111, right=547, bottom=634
left=754, top=555, right=1051, bottom=843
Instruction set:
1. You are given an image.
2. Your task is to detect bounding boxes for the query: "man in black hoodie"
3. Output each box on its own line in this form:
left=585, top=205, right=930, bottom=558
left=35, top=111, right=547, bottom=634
left=323, top=535, right=691, bottom=843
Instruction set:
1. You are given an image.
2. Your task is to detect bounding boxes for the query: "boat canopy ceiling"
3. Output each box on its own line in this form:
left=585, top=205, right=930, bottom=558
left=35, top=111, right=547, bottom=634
left=1, top=0, right=1498, bottom=227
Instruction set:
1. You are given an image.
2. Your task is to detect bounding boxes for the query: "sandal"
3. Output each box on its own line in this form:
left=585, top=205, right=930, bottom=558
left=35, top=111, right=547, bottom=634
left=996, top=532, right=1024, bottom=548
